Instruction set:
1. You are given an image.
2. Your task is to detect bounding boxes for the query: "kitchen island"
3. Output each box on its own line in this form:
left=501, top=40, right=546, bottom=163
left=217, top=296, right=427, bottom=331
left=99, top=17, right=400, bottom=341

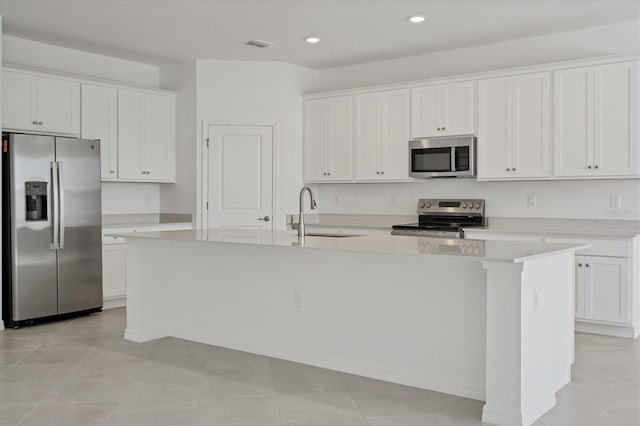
left=111, top=229, right=588, bottom=426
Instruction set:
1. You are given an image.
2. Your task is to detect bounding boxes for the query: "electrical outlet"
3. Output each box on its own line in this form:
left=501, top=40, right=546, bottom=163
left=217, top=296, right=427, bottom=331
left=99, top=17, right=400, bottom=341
left=526, top=194, right=537, bottom=207
left=293, top=290, right=302, bottom=308
left=609, top=194, right=621, bottom=209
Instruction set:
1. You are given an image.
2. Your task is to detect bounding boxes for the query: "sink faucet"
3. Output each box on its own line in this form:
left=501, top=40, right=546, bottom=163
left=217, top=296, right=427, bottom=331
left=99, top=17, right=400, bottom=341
left=298, top=186, right=317, bottom=237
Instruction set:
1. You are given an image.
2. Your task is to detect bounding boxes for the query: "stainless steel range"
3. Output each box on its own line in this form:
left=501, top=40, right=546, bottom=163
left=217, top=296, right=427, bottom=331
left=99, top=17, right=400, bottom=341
left=391, top=198, right=486, bottom=238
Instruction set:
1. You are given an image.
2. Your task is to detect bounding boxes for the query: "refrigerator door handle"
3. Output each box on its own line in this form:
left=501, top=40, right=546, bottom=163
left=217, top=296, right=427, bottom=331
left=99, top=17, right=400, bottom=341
left=58, top=161, right=65, bottom=250
left=50, top=161, right=59, bottom=249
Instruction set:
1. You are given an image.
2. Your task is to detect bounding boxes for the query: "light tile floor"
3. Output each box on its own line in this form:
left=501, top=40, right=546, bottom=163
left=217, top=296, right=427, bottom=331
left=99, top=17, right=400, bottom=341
left=0, top=308, right=637, bottom=426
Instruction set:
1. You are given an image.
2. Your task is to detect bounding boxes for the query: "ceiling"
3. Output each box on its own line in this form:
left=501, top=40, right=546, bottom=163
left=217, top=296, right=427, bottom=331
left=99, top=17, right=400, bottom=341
left=0, top=0, right=638, bottom=69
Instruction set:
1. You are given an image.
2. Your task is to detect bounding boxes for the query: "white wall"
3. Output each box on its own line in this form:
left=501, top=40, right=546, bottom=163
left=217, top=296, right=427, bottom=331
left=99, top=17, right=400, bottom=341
left=316, top=21, right=640, bottom=92
left=195, top=60, right=319, bottom=229
left=314, top=180, right=640, bottom=220
left=2, top=35, right=164, bottom=214
left=101, top=182, right=160, bottom=214
left=159, top=61, right=197, bottom=215
left=3, top=35, right=159, bottom=87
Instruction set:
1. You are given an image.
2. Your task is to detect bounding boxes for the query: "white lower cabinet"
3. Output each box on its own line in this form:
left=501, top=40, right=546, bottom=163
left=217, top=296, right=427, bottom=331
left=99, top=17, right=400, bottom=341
left=576, top=256, right=629, bottom=324
left=464, top=230, right=637, bottom=337
left=102, top=243, right=127, bottom=304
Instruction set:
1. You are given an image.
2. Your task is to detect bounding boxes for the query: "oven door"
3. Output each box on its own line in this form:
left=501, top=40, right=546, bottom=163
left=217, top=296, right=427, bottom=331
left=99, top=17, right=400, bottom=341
left=409, top=136, right=475, bottom=178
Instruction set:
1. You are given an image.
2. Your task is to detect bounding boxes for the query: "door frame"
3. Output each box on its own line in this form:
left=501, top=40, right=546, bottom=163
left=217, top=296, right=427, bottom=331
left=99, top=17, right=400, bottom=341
left=197, top=119, right=279, bottom=230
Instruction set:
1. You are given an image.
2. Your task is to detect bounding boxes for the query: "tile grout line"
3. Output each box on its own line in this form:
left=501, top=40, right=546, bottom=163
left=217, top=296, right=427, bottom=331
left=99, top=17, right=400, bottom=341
left=16, top=339, right=101, bottom=426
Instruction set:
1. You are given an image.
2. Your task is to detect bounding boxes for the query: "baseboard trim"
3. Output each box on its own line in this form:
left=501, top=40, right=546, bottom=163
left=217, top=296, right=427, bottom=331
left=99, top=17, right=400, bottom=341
left=483, top=394, right=555, bottom=426
left=169, top=326, right=485, bottom=401
left=103, top=296, right=126, bottom=310
left=575, top=320, right=637, bottom=338
left=124, top=328, right=167, bottom=343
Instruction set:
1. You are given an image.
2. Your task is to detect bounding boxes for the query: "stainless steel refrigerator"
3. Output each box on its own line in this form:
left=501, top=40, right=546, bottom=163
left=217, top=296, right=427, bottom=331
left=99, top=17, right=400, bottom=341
left=2, top=133, right=102, bottom=327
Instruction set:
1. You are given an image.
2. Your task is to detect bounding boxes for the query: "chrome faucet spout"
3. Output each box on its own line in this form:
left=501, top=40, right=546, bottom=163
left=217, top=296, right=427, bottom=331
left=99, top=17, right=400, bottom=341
left=298, top=186, right=317, bottom=237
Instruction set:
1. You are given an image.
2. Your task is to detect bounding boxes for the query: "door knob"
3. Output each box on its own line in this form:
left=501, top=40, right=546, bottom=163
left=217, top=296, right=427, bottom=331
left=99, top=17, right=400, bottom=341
left=258, top=216, right=271, bottom=222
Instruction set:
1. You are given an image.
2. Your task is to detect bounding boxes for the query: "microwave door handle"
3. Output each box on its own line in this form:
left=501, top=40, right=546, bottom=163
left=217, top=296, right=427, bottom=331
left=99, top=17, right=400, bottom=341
left=451, top=147, right=456, bottom=172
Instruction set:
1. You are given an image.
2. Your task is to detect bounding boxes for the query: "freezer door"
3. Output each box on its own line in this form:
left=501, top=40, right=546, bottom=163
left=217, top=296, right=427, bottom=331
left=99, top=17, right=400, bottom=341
left=55, top=137, right=103, bottom=314
left=8, top=134, right=59, bottom=321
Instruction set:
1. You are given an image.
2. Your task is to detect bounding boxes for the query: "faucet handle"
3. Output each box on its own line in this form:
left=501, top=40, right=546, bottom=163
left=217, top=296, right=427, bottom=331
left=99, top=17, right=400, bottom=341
left=312, top=199, right=317, bottom=209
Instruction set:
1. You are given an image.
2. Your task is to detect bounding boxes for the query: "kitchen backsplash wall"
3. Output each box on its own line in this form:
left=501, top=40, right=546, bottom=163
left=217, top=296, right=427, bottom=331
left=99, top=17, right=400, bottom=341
left=101, top=182, right=160, bottom=215
left=314, top=179, right=640, bottom=220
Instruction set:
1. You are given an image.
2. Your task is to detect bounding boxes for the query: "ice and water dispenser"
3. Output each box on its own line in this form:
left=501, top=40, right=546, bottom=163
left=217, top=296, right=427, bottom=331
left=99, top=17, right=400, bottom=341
left=25, top=181, right=47, bottom=221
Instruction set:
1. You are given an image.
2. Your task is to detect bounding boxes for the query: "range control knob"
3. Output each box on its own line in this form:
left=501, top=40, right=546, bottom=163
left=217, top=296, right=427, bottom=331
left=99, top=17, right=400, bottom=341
left=474, top=202, right=481, bottom=209
left=461, top=202, right=467, bottom=208
left=425, top=202, right=431, bottom=208
left=419, top=201, right=426, bottom=208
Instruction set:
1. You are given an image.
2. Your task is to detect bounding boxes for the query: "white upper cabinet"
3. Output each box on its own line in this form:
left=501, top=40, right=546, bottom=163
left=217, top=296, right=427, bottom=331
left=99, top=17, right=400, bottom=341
left=554, top=62, right=638, bottom=178
left=304, top=96, right=353, bottom=182
left=411, top=81, right=475, bottom=138
left=355, top=89, right=410, bottom=181
left=117, top=89, right=176, bottom=182
left=3, top=70, right=80, bottom=136
left=81, top=84, right=118, bottom=181
left=478, top=72, right=550, bottom=180
left=594, top=62, right=638, bottom=176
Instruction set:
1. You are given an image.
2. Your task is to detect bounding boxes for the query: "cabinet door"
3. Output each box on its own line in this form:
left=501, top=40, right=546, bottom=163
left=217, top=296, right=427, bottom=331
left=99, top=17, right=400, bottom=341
left=440, top=82, right=475, bottom=136
left=411, top=85, right=440, bottom=137
left=117, top=89, right=145, bottom=180
left=355, top=93, right=381, bottom=180
left=81, top=84, right=118, bottom=181
left=575, top=256, right=586, bottom=319
left=512, top=72, right=550, bottom=178
left=477, top=77, right=512, bottom=179
left=326, top=96, right=353, bottom=181
left=304, top=99, right=329, bottom=181
left=143, top=93, right=175, bottom=181
left=36, top=77, right=80, bottom=135
left=380, top=89, right=410, bottom=179
left=554, top=67, right=594, bottom=177
left=594, top=62, right=638, bottom=177
left=2, top=71, right=37, bottom=131
left=584, top=256, right=629, bottom=324
left=102, top=244, right=127, bottom=299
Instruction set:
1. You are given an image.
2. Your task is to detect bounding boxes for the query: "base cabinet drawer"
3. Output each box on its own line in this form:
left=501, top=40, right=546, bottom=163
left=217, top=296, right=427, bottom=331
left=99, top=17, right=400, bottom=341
left=102, top=244, right=127, bottom=299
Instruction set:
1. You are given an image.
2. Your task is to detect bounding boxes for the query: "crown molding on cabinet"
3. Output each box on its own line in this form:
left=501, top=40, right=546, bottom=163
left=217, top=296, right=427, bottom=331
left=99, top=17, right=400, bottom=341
left=303, top=54, right=640, bottom=100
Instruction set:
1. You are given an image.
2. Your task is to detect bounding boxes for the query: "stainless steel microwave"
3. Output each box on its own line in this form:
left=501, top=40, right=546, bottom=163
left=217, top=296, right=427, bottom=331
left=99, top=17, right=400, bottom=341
left=409, top=135, right=476, bottom=178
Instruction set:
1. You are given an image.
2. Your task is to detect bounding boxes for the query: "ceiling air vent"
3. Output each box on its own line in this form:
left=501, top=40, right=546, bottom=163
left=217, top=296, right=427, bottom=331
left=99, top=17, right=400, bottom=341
left=245, top=39, right=273, bottom=48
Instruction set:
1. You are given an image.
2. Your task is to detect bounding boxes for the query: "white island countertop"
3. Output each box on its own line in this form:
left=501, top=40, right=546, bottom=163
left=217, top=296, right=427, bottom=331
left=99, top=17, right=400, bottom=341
left=108, top=228, right=589, bottom=264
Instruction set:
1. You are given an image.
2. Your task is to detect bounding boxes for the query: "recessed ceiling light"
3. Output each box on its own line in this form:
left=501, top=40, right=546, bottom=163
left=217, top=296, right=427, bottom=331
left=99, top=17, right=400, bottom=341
left=408, top=15, right=427, bottom=23
left=305, top=37, right=320, bottom=44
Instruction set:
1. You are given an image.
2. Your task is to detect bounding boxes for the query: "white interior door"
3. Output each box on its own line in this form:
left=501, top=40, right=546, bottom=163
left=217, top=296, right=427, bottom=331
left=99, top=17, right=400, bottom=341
left=206, top=125, right=273, bottom=230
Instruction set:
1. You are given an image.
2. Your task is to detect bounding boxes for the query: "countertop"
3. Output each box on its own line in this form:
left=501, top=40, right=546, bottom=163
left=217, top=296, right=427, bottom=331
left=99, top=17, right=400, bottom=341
left=107, top=228, right=589, bottom=264
left=292, top=214, right=640, bottom=239
left=102, top=213, right=193, bottom=232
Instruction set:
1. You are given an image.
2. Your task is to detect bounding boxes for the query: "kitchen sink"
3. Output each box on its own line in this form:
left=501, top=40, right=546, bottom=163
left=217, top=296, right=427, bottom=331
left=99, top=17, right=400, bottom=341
left=304, top=232, right=362, bottom=238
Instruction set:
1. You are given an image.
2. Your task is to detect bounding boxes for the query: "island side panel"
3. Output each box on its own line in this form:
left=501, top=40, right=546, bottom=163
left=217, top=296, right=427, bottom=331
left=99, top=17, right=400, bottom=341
left=482, top=253, right=574, bottom=426
left=123, top=237, right=489, bottom=400
left=124, top=238, right=173, bottom=342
